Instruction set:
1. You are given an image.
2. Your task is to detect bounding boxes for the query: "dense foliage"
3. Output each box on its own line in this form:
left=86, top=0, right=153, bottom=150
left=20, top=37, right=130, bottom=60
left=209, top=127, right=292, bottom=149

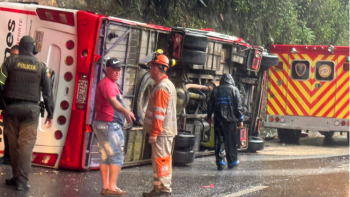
left=64, top=0, right=349, bottom=47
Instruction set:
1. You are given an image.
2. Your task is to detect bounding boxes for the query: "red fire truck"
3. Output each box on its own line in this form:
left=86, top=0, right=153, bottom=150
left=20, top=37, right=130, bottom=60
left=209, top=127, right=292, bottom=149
left=0, top=2, right=278, bottom=169
left=264, top=44, right=349, bottom=143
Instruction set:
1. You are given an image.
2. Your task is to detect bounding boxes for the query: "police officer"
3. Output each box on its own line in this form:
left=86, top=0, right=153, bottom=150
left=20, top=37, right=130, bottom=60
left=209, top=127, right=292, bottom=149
left=0, top=36, right=54, bottom=190
left=0, top=45, right=19, bottom=165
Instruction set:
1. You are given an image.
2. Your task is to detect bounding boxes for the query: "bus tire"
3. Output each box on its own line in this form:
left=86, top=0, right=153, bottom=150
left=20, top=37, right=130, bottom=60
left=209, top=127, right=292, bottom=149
left=134, top=72, right=154, bottom=125
left=261, top=53, right=279, bottom=67
left=182, top=49, right=207, bottom=65
left=172, top=150, right=195, bottom=165
left=248, top=136, right=265, bottom=153
left=183, top=33, right=208, bottom=51
left=174, top=134, right=196, bottom=149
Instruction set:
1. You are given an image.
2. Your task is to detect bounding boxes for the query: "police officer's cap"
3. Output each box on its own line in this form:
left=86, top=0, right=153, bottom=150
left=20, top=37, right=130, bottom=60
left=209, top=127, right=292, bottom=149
left=20, top=36, right=35, bottom=44
left=106, top=58, right=123, bottom=69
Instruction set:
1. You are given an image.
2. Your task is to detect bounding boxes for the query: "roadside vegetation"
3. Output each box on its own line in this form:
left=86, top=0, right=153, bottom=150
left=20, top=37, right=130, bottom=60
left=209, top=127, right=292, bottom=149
left=61, top=0, right=349, bottom=47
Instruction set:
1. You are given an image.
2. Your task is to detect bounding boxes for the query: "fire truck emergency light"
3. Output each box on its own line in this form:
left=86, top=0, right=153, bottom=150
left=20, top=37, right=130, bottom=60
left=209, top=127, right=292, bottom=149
left=343, top=56, right=349, bottom=71
left=328, top=45, right=334, bottom=53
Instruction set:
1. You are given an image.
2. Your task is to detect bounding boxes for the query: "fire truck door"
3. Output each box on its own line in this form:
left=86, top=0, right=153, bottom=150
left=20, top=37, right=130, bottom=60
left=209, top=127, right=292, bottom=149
left=266, top=54, right=288, bottom=116
left=285, top=54, right=312, bottom=116
left=334, top=55, right=349, bottom=119
left=310, top=54, right=337, bottom=118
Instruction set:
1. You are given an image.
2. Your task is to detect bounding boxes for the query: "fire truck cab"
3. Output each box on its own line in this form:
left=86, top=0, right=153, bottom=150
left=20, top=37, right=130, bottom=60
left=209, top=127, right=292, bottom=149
left=265, top=44, right=349, bottom=143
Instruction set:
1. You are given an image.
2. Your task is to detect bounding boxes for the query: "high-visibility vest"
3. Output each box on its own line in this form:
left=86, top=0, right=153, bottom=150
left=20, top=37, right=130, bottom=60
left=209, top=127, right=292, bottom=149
left=143, top=78, right=177, bottom=137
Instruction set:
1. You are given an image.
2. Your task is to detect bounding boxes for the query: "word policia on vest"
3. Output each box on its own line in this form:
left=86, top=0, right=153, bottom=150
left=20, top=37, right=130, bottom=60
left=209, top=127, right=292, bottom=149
left=16, top=62, right=37, bottom=71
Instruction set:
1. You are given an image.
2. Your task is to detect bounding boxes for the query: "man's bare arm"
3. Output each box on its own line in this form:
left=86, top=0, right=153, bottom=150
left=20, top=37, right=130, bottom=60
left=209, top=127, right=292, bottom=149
left=107, top=97, right=135, bottom=123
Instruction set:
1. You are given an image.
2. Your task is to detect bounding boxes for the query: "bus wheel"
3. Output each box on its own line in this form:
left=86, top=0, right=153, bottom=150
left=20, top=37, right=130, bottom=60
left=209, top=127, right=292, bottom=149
left=183, top=33, right=208, bottom=51
left=174, top=134, right=196, bottom=149
left=261, top=53, right=279, bottom=67
left=182, top=49, right=207, bottom=65
left=173, top=150, right=195, bottom=165
left=248, top=136, right=265, bottom=153
left=134, top=72, right=154, bottom=125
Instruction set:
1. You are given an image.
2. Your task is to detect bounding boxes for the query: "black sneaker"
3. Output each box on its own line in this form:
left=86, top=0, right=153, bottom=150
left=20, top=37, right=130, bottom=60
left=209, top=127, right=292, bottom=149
left=5, top=178, right=30, bottom=190
left=228, top=160, right=240, bottom=169
left=217, top=164, right=225, bottom=171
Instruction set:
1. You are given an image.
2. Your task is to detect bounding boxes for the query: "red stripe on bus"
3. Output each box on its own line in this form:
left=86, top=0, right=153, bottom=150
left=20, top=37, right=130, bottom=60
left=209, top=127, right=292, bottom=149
left=0, top=7, right=36, bottom=15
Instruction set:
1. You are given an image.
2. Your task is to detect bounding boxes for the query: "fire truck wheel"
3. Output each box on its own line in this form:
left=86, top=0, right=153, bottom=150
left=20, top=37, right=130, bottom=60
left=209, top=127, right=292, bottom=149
left=134, top=72, right=154, bottom=125
left=261, top=53, right=279, bottom=67
left=174, top=134, right=196, bottom=149
left=347, top=132, right=349, bottom=144
left=277, top=129, right=287, bottom=142
left=248, top=136, right=265, bottom=153
left=183, top=33, right=208, bottom=51
left=320, top=131, right=334, bottom=140
left=182, top=49, right=207, bottom=65
left=172, top=150, right=195, bottom=165
left=291, top=130, right=301, bottom=143
left=278, top=129, right=301, bottom=143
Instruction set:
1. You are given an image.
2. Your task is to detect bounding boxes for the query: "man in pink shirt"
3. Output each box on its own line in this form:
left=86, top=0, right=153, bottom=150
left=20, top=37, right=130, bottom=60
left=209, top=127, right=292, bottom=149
left=93, top=58, right=135, bottom=196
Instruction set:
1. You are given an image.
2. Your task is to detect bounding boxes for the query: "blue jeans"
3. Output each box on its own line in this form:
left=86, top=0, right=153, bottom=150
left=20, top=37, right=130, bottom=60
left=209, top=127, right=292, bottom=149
left=93, top=120, right=125, bottom=166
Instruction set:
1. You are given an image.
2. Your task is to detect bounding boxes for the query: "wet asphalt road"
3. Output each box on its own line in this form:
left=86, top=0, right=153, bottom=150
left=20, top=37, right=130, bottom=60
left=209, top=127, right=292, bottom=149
left=0, top=134, right=349, bottom=197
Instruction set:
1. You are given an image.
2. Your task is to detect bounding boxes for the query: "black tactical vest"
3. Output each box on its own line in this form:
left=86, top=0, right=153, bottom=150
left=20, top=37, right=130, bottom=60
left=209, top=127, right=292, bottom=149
left=4, top=55, right=42, bottom=102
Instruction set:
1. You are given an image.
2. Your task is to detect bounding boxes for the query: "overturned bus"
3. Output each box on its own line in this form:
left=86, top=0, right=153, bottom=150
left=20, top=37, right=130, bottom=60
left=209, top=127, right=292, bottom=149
left=0, top=2, right=278, bottom=169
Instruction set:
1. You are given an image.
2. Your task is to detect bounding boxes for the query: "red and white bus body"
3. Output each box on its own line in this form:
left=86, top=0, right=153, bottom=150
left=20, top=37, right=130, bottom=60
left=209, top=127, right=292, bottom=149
left=0, top=3, right=272, bottom=170
left=0, top=2, right=170, bottom=170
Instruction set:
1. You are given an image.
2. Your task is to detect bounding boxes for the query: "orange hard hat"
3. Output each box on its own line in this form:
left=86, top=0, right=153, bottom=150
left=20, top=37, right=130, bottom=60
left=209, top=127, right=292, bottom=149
left=154, top=54, right=169, bottom=68
left=151, top=49, right=169, bottom=68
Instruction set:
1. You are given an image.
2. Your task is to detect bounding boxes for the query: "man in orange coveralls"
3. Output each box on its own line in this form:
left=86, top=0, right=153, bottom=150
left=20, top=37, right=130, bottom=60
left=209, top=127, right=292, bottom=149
left=142, top=50, right=177, bottom=197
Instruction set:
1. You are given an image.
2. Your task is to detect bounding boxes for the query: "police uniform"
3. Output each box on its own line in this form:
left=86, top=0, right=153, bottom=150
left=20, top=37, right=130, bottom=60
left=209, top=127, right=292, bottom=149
left=0, top=36, right=54, bottom=190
